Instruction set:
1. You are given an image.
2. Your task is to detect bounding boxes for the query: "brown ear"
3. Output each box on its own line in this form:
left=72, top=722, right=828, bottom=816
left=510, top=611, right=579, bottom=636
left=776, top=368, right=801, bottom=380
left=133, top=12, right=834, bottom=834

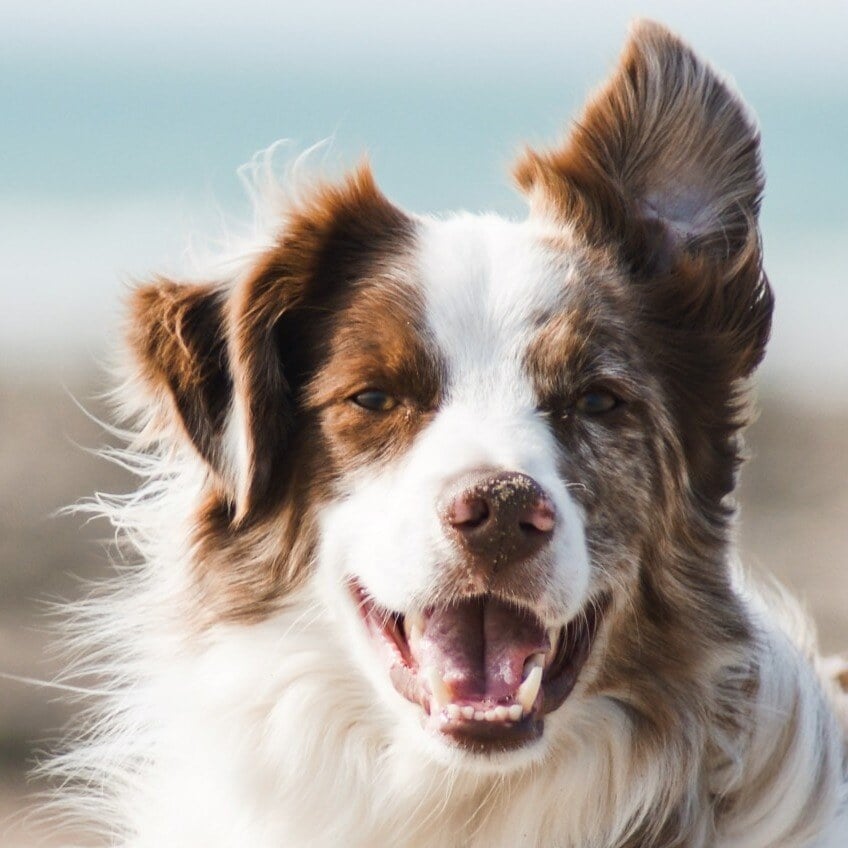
left=127, top=164, right=412, bottom=521
left=127, top=280, right=233, bottom=478
left=514, top=20, right=772, bottom=379
left=515, top=20, right=763, bottom=267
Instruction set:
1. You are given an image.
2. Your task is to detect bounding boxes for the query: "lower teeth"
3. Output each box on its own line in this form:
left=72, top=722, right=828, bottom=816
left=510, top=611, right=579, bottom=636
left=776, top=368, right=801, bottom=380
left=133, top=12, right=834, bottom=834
left=439, top=701, right=527, bottom=723
left=430, top=655, right=545, bottom=722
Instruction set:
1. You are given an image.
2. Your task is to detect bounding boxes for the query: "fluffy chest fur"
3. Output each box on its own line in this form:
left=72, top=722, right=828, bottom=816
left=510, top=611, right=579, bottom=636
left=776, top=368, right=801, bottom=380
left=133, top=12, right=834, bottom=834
left=54, top=20, right=848, bottom=848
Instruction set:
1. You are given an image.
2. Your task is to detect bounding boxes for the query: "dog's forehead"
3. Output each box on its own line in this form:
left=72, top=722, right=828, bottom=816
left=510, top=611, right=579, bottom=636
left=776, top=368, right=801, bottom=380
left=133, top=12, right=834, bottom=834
left=414, top=213, right=579, bottom=404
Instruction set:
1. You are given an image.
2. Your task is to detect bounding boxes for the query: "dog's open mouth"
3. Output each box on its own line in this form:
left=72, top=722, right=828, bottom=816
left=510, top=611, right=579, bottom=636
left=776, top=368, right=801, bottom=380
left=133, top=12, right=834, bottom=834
left=350, top=581, right=606, bottom=751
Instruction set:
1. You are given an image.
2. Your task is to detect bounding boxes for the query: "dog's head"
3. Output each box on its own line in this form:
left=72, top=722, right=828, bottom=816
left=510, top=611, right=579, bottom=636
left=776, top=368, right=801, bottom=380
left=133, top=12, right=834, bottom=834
left=126, top=22, right=771, bottom=767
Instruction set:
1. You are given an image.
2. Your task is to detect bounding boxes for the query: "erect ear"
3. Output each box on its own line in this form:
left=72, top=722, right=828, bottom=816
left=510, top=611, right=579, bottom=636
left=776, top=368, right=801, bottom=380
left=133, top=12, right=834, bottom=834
left=515, top=20, right=763, bottom=264
left=127, top=164, right=413, bottom=521
left=514, top=20, right=772, bottom=377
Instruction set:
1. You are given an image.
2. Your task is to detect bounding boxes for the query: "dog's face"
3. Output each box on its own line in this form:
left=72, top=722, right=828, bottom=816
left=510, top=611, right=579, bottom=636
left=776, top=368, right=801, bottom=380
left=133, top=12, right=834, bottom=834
left=311, top=215, right=661, bottom=760
left=314, top=216, right=600, bottom=756
left=127, top=22, right=771, bottom=768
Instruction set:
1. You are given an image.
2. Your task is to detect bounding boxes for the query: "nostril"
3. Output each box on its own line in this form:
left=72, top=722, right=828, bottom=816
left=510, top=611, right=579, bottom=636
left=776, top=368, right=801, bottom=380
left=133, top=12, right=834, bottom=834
left=449, top=495, right=490, bottom=530
left=519, top=498, right=556, bottom=535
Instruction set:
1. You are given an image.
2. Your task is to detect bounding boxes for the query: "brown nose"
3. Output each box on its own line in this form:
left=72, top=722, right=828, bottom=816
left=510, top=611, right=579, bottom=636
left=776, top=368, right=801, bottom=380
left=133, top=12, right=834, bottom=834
left=441, top=471, right=556, bottom=569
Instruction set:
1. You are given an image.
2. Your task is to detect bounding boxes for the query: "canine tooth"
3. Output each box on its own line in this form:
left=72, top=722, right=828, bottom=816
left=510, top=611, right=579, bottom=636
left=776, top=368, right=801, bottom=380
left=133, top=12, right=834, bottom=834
left=528, top=652, right=546, bottom=670
left=508, top=704, right=523, bottom=721
left=474, top=710, right=486, bottom=721
left=404, top=610, right=424, bottom=644
left=425, top=667, right=451, bottom=709
left=495, top=706, right=509, bottom=720
left=517, top=664, right=543, bottom=713
left=484, top=709, right=498, bottom=721
left=461, top=706, right=475, bottom=720
left=446, top=704, right=461, bottom=721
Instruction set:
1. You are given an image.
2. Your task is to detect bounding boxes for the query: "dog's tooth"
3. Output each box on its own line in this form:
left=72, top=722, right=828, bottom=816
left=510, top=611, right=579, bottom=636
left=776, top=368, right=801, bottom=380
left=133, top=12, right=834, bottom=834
left=517, top=662, right=544, bottom=713
left=446, top=704, right=461, bottom=721
left=461, top=706, right=475, bottom=720
left=404, top=610, right=424, bottom=645
left=508, top=704, right=523, bottom=721
left=425, top=667, right=451, bottom=709
left=494, top=706, right=509, bottom=721
left=474, top=710, right=486, bottom=721
left=528, top=652, right=546, bottom=671
left=484, top=709, right=498, bottom=722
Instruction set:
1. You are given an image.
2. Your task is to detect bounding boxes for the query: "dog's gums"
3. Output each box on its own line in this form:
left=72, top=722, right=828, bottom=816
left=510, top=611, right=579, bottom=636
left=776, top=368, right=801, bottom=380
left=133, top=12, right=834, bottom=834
left=351, top=580, right=607, bottom=750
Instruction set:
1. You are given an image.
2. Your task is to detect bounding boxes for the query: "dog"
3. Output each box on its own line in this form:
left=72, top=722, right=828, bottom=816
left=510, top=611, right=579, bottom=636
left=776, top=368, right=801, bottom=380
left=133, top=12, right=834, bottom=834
left=53, top=20, right=848, bottom=847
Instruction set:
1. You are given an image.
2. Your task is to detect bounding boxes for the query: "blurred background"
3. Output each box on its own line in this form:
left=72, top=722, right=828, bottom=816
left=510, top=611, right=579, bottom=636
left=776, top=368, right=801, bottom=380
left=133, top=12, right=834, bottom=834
left=1, top=1, right=846, bottom=843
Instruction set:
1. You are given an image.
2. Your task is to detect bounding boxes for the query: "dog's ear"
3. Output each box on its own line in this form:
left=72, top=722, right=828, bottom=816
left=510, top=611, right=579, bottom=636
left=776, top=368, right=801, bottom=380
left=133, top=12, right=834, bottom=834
left=515, top=19, right=762, bottom=265
left=128, top=280, right=234, bottom=479
left=128, top=164, right=412, bottom=521
left=514, top=21, right=772, bottom=377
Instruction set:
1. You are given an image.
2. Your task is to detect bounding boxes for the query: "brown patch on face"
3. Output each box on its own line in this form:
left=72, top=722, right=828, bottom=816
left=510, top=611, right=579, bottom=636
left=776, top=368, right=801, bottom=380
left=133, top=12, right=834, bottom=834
left=304, top=280, right=443, bottom=476
left=126, top=164, right=435, bottom=625
left=226, top=163, right=417, bottom=520
left=525, top=264, right=671, bottom=594
left=525, top=246, right=758, bottom=690
left=191, top=273, right=441, bottom=625
left=522, top=182, right=761, bottom=830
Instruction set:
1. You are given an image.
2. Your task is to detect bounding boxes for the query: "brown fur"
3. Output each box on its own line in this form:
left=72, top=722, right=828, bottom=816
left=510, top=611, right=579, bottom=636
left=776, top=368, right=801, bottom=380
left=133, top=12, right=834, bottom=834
left=226, top=164, right=416, bottom=520
left=129, top=165, right=421, bottom=623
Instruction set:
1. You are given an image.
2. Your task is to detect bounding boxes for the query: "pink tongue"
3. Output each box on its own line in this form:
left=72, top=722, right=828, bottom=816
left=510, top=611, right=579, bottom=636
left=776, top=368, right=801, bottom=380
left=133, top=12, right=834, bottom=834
left=415, top=597, right=548, bottom=702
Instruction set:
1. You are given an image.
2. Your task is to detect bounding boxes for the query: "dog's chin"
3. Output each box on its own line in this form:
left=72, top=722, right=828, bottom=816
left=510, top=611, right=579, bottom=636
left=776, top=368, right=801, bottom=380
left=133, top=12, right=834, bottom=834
left=348, top=579, right=607, bottom=758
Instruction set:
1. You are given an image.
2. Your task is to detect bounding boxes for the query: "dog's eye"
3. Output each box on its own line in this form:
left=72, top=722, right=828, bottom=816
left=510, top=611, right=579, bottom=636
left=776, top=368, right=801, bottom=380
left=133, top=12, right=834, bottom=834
left=575, top=389, right=620, bottom=415
left=351, top=389, right=398, bottom=412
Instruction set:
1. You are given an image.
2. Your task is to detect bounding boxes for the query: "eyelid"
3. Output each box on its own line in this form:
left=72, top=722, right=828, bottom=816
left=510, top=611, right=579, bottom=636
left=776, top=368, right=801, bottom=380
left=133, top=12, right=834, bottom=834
left=350, top=389, right=398, bottom=412
left=575, top=390, right=618, bottom=411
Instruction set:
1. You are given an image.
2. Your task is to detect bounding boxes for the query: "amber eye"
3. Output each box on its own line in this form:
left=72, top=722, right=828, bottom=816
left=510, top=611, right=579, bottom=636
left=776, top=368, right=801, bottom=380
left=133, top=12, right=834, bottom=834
left=351, top=389, right=398, bottom=412
left=575, top=389, right=620, bottom=415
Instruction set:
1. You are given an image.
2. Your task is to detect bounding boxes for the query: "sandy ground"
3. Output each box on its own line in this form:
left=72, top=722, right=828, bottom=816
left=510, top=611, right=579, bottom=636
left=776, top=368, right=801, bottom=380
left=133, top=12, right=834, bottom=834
left=1, top=372, right=846, bottom=846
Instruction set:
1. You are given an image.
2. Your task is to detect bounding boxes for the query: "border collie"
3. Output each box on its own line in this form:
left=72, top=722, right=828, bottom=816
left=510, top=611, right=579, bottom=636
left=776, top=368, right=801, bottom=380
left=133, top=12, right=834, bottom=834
left=54, top=20, right=848, bottom=848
